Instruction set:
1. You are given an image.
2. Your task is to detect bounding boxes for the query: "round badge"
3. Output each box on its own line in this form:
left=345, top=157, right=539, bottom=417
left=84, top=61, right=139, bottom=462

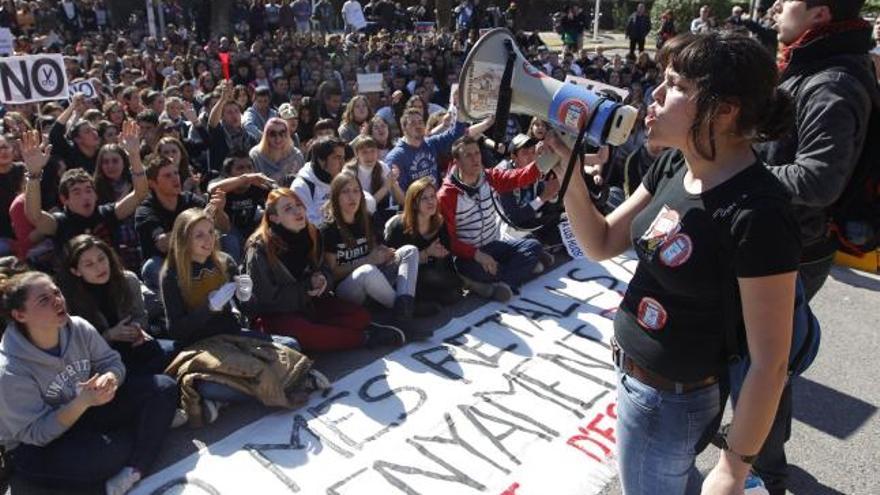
left=556, top=99, right=589, bottom=131
left=637, top=297, right=667, bottom=331
left=659, top=233, right=693, bottom=268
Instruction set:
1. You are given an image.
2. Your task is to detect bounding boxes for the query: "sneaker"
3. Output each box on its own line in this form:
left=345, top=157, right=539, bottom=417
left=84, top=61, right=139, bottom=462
left=393, top=295, right=415, bottom=321
left=366, top=322, right=407, bottom=347
left=105, top=466, right=141, bottom=495
left=461, top=276, right=494, bottom=299
left=170, top=408, right=189, bottom=429
left=491, top=282, right=513, bottom=302
left=414, top=300, right=442, bottom=317
left=202, top=399, right=224, bottom=425
left=538, top=249, right=555, bottom=269
left=306, top=369, right=332, bottom=391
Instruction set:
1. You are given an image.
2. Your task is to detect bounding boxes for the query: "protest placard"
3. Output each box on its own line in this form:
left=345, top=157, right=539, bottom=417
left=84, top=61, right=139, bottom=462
left=357, top=73, right=384, bottom=93
left=0, top=54, right=69, bottom=104
left=69, top=80, right=97, bottom=99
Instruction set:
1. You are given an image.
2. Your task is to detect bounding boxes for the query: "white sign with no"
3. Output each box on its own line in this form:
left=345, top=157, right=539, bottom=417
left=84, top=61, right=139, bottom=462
left=0, top=54, right=69, bottom=104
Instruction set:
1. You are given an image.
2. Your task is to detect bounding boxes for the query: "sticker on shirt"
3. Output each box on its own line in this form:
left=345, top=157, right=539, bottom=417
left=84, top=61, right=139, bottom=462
left=658, top=233, right=693, bottom=268
left=638, top=205, right=681, bottom=259
left=637, top=297, right=668, bottom=331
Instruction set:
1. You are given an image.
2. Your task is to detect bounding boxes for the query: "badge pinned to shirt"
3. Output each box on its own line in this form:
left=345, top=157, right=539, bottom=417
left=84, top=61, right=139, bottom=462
left=658, top=233, right=693, bottom=268
left=638, top=205, right=681, bottom=260
left=637, top=296, right=668, bottom=331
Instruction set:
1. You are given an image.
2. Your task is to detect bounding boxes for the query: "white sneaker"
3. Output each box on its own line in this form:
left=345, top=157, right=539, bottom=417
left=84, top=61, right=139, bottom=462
left=170, top=408, right=188, bottom=429
left=105, top=466, right=141, bottom=495
left=202, top=399, right=224, bottom=424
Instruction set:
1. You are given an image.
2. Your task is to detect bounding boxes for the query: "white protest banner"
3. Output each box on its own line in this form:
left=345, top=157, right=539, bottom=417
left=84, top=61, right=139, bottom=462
left=0, top=28, right=13, bottom=56
left=565, top=75, right=629, bottom=102
left=0, top=54, right=69, bottom=104
left=69, top=80, right=97, bottom=99
left=357, top=72, right=384, bottom=93
left=559, top=219, right=586, bottom=259
left=132, top=255, right=638, bottom=495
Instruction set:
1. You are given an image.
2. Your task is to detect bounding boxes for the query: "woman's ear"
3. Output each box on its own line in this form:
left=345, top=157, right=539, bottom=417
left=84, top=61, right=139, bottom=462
left=715, top=100, right=741, bottom=135
left=11, top=308, right=27, bottom=325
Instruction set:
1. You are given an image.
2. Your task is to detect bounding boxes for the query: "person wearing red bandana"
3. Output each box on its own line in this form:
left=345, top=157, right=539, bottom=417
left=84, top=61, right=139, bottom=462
left=754, top=1, right=880, bottom=493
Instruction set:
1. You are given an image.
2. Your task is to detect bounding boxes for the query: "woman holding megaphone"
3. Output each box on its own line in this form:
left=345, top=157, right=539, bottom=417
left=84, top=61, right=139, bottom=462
left=547, top=32, right=799, bottom=495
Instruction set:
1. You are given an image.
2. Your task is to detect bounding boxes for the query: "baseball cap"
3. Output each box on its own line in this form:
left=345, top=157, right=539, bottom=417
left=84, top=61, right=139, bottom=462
left=511, top=133, right=538, bottom=152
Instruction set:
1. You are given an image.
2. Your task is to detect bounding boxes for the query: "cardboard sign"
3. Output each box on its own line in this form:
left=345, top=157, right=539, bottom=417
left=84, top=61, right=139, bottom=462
left=356, top=72, right=384, bottom=93
left=0, top=27, right=13, bottom=56
left=559, top=219, right=586, bottom=259
left=69, top=80, right=97, bottom=99
left=131, top=256, right=637, bottom=495
left=0, top=54, right=69, bottom=104
left=564, top=75, right=629, bottom=103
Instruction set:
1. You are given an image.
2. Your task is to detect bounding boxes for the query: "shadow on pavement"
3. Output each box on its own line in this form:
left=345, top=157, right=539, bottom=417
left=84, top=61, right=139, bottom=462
left=793, top=376, right=877, bottom=439
left=788, top=464, right=848, bottom=495
left=830, top=266, right=880, bottom=292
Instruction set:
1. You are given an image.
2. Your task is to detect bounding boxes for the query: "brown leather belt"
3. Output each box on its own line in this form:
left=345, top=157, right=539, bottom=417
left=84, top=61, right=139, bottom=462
left=612, top=340, right=718, bottom=394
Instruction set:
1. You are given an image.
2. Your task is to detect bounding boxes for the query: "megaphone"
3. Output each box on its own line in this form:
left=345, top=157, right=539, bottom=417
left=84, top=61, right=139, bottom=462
left=457, top=28, right=637, bottom=148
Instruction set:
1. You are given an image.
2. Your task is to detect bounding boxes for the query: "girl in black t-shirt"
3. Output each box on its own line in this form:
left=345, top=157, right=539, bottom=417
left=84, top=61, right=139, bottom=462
left=551, top=33, right=800, bottom=495
left=384, top=177, right=463, bottom=306
left=321, top=173, right=434, bottom=329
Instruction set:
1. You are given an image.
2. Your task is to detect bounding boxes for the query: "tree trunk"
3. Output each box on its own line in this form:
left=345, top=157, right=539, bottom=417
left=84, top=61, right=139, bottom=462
left=435, top=0, right=452, bottom=31
left=210, top=0, right=233, bottom=38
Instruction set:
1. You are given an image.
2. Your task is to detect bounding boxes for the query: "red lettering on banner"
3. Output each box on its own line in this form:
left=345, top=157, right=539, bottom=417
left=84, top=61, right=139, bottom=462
left=500, top=482, right=520, bottom=494
left=565, top=401, right=618, bottom=463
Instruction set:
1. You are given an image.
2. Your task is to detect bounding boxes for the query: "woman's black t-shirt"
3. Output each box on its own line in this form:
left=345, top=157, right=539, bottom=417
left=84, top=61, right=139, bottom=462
left=321, top=220, right=373, bottom=268
left=614, top=150, right=801, bottom=382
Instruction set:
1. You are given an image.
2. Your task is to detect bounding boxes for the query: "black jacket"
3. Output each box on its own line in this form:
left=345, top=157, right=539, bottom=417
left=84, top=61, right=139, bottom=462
left=755, top=24, right=880, bottom=260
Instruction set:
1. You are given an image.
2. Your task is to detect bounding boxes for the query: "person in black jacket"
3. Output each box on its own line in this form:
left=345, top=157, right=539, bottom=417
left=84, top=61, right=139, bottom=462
left=625, top=3, right=653, bottom=56
left=752, top=1, right=879, bottom=493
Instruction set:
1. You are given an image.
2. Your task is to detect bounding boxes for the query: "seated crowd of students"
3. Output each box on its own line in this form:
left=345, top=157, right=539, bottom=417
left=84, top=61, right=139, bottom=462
left=0, top=80, right=578, bottom=494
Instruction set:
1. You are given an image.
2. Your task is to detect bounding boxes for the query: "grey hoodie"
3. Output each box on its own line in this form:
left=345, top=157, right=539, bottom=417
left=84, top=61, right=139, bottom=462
left=0, top=316, right=125, bottom=451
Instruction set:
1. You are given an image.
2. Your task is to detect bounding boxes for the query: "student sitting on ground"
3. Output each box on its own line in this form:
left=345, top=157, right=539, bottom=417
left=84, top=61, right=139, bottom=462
left=291, top=136, right=347, bottom=228
left=243, top=188, right=405, bottom=350
left=438, top=136, right=545, bottom=301
left=93, top=143, right=148, bottom=272
left=135, top=155, right=230, bottom=291
left=22, top=124, right=148, bottom=258
left=206, top=152, right=275, bottom=263
left=0, top=271, right=178, bottom=495
left=159, top=207, right=312, bottom=424
left=385, top=177, right=463, bottom=307
left=59, top=235, right=177, bottom=376
left=345, top=135, right=405, bottom=230
left=249, top=117, right=306, bottom=184
left=322, top=173, right=434, bottom=339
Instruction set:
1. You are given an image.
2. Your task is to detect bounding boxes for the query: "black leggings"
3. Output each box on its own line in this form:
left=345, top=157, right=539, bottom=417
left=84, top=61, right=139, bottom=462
left=9, top=374, right=178, bottom=490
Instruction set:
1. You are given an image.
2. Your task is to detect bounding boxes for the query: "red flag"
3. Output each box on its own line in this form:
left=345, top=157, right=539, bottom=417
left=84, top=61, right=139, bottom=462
left=219, top=52, right=231, bottom=80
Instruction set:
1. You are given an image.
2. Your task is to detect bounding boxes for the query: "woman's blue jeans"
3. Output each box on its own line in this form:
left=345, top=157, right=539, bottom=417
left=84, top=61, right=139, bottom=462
left=616, top=370, right=723, bottom=495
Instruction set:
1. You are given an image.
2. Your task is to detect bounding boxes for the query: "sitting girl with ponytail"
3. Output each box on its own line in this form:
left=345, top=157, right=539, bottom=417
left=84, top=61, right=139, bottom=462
left=0, top=271, right=178, bottom=495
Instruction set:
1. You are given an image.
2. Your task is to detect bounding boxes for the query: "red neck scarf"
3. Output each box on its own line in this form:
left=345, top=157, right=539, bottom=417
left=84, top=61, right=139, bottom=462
left=778, top=19, right=871, bottom=74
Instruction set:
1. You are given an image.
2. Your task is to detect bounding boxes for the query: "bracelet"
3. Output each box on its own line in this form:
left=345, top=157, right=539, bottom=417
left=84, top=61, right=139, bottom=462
left=131, top=170, right=146, bottom=178
left=25, top=170, right=43, bottom=181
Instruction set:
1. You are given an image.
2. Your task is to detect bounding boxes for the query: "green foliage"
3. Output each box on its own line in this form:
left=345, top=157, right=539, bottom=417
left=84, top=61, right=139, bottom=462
left=865, top=0, right=880, bottom=15
left=650, top=0, right=735, bottom=32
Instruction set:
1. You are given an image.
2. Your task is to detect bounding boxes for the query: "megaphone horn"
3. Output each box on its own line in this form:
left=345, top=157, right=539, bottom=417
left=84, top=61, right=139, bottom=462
left=457, top=28, right=637, bottom=147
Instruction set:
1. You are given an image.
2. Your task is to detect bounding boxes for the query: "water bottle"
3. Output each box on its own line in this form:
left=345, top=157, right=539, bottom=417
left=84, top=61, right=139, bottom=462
left=744, top=473, right=769, bottom=495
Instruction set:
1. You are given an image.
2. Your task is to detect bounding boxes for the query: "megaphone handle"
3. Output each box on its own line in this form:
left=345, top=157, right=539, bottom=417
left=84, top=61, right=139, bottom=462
left=491, top=39, right=517, bottom=144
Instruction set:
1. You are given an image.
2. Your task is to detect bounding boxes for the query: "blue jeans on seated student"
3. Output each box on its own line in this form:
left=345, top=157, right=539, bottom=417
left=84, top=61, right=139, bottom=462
left=195, top=331, right=300, bottom=404
left=141, top=255, right=165, bottom=292
left=8, top=374, right=178, bottom=490
left=113, top=338, right=179, bottom=375
left=454, top=238, right=542, bottom=288
left=616, top=370, right=723, bottom=495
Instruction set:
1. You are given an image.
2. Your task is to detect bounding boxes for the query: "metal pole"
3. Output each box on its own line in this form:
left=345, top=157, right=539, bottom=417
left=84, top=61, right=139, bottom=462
left=157, top=0, right=166, bottom=39
left=592, top=0, right=601, bottom=40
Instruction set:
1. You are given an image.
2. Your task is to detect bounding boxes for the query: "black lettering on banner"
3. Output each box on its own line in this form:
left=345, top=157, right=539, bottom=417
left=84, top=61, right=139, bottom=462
left=411, top=345, right=471, bottom=382
left=149, top=477, right=222, bottom=495
left=447, top=324, right=517, bottom=366
left=458, top=402, right=554, bottom=466
left=411, top=413, right=511, bottom=475
left=476, top=359, right=586, bottom=419
left=565, top=270, right=622, bottom=289
left=478, top=311, right=536, bottom=338
left=354, top=374, right=428, bottom=447
left=475, top=381, right=564, bottom=432
left=410, top=323, right=513, bottom=383
left=373, top=437, right=486, bottom=494
left=306, top=391, right=358, bottom=455
left=31, top=58, right=64, bottom=97
left=0, top=60, right=29, bottom=101
left=538, top=350, right=615, bottom=391
left=507, top=296, right=579, bottom=321
left=507, top=357, right=611, bottom=414
left=326, top=467, right=370, bottom=494
left=243, top=445, right=301, bottom=492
